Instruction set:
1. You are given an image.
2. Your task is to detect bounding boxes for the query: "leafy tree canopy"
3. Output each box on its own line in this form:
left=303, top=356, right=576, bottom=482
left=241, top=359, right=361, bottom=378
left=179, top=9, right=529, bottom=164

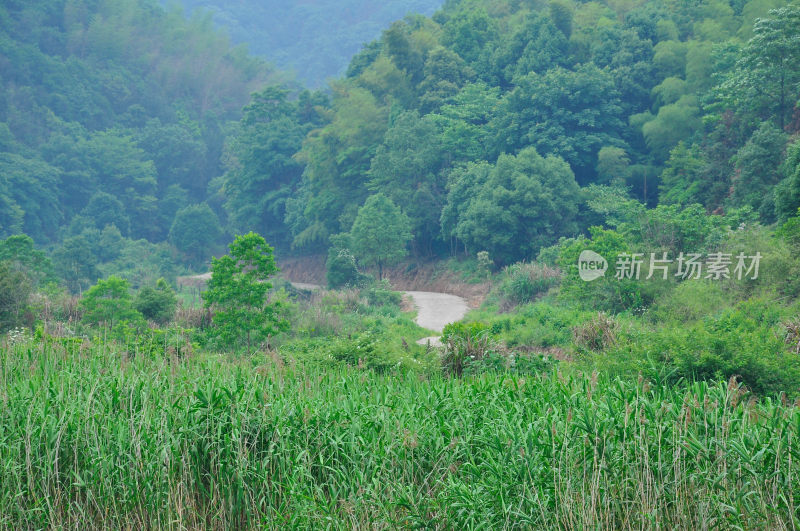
left=203, top=232, right=288, bottom=354
left=349, top=194, right=413, bottom=280
left=79, top=275, right=143, bottom=328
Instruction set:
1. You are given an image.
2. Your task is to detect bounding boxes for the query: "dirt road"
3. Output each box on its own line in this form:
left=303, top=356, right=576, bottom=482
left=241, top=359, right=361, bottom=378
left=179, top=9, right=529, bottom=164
left=289, top=283, right=468, bottom=341
left=401, top=290, right=468, bottom=347
left=403, top=291, right=469, bottom=333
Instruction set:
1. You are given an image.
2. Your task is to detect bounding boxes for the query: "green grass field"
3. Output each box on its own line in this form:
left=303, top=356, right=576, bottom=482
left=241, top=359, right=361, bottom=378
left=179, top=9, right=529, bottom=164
left=1, top=337, right=798, bottom=529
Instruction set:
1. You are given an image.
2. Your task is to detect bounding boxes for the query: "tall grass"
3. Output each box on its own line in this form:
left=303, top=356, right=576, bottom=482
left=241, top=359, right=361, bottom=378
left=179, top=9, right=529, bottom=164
left=1, top=338, right=799, bottom=529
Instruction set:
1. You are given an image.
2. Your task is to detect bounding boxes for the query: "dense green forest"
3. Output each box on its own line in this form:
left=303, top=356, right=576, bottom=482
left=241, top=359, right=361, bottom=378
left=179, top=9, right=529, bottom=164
left=222, top=0, right=800, bottom=267
left=4, top=0, right=800, bottom=287
left=0, top=0, right=282, bottom=289
left=173, top=0, right=445, bottom=87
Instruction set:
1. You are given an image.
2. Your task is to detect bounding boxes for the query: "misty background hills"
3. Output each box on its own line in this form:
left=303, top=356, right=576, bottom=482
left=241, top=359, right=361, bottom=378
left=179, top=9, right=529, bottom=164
left=171, top=0, right=445, bottom=87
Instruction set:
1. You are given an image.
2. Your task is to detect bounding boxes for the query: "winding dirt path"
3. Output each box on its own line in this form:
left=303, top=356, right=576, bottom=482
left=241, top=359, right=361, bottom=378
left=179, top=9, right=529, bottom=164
left=403, top=291, right=469, bottom=333
left=404, top=290, right=469, bottom=347
left=288, top=283, right=468, bottom=342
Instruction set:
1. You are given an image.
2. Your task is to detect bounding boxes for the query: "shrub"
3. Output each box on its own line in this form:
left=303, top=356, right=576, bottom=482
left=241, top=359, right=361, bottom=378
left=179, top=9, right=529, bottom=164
left=441, top=322, right=497, bottom=376
left=0, top=261, right=32, bottom=332
left=292, top=290, right=355, bottom=338
left=654, top=300, right=800, bottom=396
left=326, top=247, right=362, bottom=288
left=80, top=276, right=143, bottom=329
left=572, top=312, right=620, bottom=352
left=558, top=227, right=648, bottom=314
left=362, top=279, right=402, bottom=308
left=498, top=262, right=561, bottom=306
left=476, top=251, right=492, bottom=277
left=781, top=318, right=800, bottom=354
left=325, top=331, right=409, bottom=373
left=134, top=278, right=177, bottom=325
left=466, top=349, right=556, bottom=376
left=647, top=280, right=731, bottom=324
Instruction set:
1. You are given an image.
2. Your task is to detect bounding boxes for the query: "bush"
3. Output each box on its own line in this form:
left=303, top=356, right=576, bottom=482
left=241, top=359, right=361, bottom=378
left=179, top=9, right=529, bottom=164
left=80, top=276, right=144, bottom=329
left=572, top=312, right=620, bottom=352
left=134, top=278, right=177, bottom=325
left=326, top=247, right=363, bottom=288
left=362, top=279, right=402, bottom=308
left=466, top=349, right=556, bottom=376
left=647, top=280, right=731, bottom=324
left=0, top=261, right=32, bottom=332
left=781, top=317, right=800, bottom=354
left=497, top=262, right=561, bottom=306
left=653, top=299, right=800, bottom=396
left=476, top=302, right=590, bottom=350
left=441, top=321, right=496, bottom=376
left=558, top=227, right=649, bottom=314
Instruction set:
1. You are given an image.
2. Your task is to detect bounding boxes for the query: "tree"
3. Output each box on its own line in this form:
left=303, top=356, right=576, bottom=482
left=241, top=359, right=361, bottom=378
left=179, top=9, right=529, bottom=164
left=223, top=86, right=317, bottom=249
left=596, top=146, right=630, bottom=184
left=203, top=232, right=288, bottom=354
left=441, top=161, right=492, bottom=252
left=549, top=0, right=574, bottom=38
left=431, top=82, right=502, bottom=163
left=730, top=121, right=787, bottom=221
left=718, top=6, right=800, bottom=129
left=289, top=86, right=387, bottom=250
left=134, top=278, right=177, bottom=325
left=97, top=224, right=125, bottom=262
left=53, top=234, right=99, bottom=293
left=326, top=234, right=362, bottom=289
left=56, top=131, right=159, bottom=239
left=136, top=118, right=207, bottom=201
left=495, top=65, right=626, bottom=183
left=81, top=191, right=131, bottom=236
left=417, top=47, right=475, bottom=113
left=168, top=204, right=222, bottom=265
left=441, top=8, right=497, bottom=66
left=478, top=11, right=569, bottom=86
left=0, top=153, right=61, bottom=242
left=384, top=21, right=424, bottom=84
left=658, top=142, right=708, bottom=206
left=368, top=111, right=447, bottom=255
left=452, top=148, right=581, bottom=264
left=642, top=95, right=702, bottom=161
left=0, top=234, right=55, bottom=285
left=349, top=194, right=412, bottom=280
left=158, top=185, right=189, bottom=237
left=80, top=275, right=142, bottom=328
left=652, top=40, right=687, bottom=78
left=775, top=138, right=800, bottom=221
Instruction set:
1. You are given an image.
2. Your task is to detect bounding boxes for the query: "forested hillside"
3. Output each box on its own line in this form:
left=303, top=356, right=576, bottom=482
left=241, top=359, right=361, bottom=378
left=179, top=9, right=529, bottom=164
left=3, top=0, right=800, bottom=286
left=173, top=0, right=445, bottom=87
left=222, top=0, right=800, bottom=268
left=0, top=0, right=281, bottom=288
